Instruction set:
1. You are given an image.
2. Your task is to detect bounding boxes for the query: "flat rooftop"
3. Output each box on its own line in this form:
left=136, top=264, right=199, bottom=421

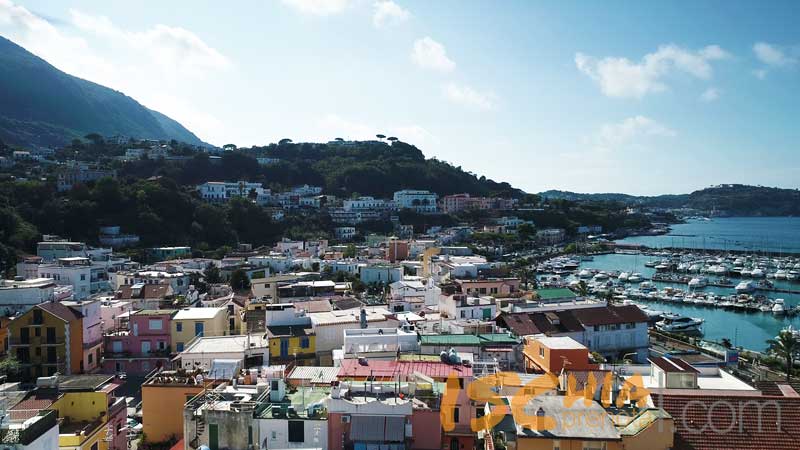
left=183, top=335, right=269, bottom=354
left=535, top=336, right=586, bottom=350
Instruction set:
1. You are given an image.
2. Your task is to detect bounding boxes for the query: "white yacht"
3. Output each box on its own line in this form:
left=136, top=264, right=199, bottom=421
left=775, top=270, right=788, bottom=280
left=628, top=273, right=644, bottom=283
left=578, top=269, right=593, bottom=279
left=656, top=314, right=704, bottom=333
left=751, top=268, right=766, bottom=278
left=639, top=281, right=656, bottom=292
left=593, top=272, right=609, bottom=281
left=688, top=277, right=708, bottom=289
left=772, top=299, right=786, bottom=315
left=735, top=280, right=756, bottom=293
left=618, top=272, right=630, bottom=282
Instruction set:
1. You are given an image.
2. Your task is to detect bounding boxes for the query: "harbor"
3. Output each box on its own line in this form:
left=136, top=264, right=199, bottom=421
left=536, top=250, right=800, bottom=352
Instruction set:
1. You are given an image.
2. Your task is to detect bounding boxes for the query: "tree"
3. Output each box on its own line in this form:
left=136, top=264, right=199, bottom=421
left=767, top=330, right=799, bottom=381
left=203, top=263, right=221, bottom=284
left=343, top=244, right=357, bottom=258
left=278, top=138, right=293, bottom=145
left=576, top=280, right=589, bottom=297
left=376, top=134, right=386, bottom=140
left=0, top=355, right=20, bottom=377
left=229, top=269, right=251, bottom=292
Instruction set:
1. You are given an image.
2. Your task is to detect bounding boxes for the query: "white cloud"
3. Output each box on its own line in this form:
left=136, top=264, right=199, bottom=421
left=700, top=87, right=720, bottom=102
left=597, top=116, right=675, bottom=148
left=69, top=10, right=230, bottom=72
left=753, top=69, right=768, bottom=80
left=411, top=37, right=456, bottom=72
left=575, top=44, right=730, bottom=98
left=442, top=83, right=497, bottom=111
left=280, top=0, right=352, bottom=16
left=753, top=42, right=795, bottom=67
left=372, top=1, right=410, bottom=28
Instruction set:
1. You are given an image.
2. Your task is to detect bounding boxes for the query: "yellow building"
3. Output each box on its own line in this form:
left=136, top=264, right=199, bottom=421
left=171, top=307, right=228, bottom=353
left=8, top=375, right=127, bottom=450
left=8, top=302, right=83, bottom=380
left=266, top=325, right=316, bottom=364
left=488, top=395, right=673, bottom=450
left=141, top=371, right=208, bottom=444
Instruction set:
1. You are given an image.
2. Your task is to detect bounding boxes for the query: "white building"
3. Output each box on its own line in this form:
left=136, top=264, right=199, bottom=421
left=37, top=257, right=109, bottom=300
left=343, top=196, right=389, bottom=211
left=265, top=303, right=313, bottom=327
left=439, top=294, right=497, bottom=320
left=111, top=269, right=190, bottom=294
left=308, top=307, right=397, bottom=353
left=36, top=241, right=89, bottom=262
left=393, top=190, right=438, bottom=213
left=196, top=181, right=267, bottom=203
left=359, top=264, right=403, bottom=284
left=176, top=334, right=270, bottom=370
left=333, top=327, right=419, bottom=364
left=334, top=227, right=356, bottom=240
left=0, top=278, right=55, bottom=315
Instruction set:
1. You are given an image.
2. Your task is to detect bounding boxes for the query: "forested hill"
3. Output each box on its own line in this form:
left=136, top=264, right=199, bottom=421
left=0, top=36, right=205, bottom=148
left=123, top=140, right=525, bottom=199
left=685, top=184, right=800, bottom=216
left=540, top=185, right=800, bottom=216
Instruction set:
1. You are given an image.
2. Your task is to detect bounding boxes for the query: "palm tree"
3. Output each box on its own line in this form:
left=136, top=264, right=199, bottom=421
left=767, top=330, right=799, bottom=381
left=576, top=280, right=589, bottom=297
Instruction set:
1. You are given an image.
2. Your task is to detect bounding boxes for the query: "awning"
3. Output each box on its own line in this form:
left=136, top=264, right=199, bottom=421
left=351, top=416, right=406, bottom=442
left=384, top=417, right=405, bottom=441
left=350, top=416, right=385, bottom=441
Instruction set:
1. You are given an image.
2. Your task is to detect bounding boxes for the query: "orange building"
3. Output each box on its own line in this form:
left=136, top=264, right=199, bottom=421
left=141, top=371, right=209, bottom=444
left=523, top=336, right=597, bottom=374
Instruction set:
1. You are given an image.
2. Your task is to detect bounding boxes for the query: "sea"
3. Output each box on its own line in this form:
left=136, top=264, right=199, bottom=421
left=586, top=217, right=800, bottom=352
left=619, top=216, right=800, bottom=253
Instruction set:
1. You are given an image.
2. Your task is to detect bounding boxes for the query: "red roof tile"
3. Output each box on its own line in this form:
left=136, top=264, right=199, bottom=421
left=338, top=359, right=473, bottom=380
left=653, top=391, right=800, bottom=450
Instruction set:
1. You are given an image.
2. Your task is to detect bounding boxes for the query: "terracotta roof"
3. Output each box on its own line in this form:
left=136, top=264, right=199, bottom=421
left=338, top=359, right=473, bottom=380
left=571, top=305, right=648, bottom=326
left=331, top=297, right=364, bottom=311
left=115, top=284, right=170, bottom=300
left=650, top=356, right=700, bottom=374
left=497, top=305, right=647, bottom=337
left=8, top=391, right=59, bottom=421
left=37, top=302, right=82, bottom=322
left=653, top=391, right=800, bottom=450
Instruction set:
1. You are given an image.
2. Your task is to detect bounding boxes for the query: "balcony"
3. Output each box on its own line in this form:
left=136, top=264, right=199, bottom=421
left=9, top=337, right=65, bottom=346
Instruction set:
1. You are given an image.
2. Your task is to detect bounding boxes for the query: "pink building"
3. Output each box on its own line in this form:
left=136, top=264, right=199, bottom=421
left=441, top=193, right=515, bottom=214
left=455, top=278, right=521, bottom=296
left=335, top=359, right=475, bottom=450
left=103, top=309, right=176, bottom=375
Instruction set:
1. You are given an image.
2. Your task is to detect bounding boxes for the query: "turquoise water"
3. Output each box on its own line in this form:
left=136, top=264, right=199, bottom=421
left=618, top=217, right=800, bottom=253
left=581, top=253, right=800, bottom=351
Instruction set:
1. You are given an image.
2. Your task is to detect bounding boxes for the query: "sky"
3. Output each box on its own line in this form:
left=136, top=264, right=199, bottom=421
left=1, top=0, right=799, bottom=195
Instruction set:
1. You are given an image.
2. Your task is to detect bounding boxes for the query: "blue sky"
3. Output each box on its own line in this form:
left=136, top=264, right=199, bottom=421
left=1, top=0, right=798, bottom=195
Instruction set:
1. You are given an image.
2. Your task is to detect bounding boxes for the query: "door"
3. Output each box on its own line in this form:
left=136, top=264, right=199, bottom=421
left=20, top=327, right=29, bottom=344
left=194, top=322, right=204, bottom=337
left=280, top=339, right=289, bottom=358
left=141, top=341, right=151, bottom=354
left=133, top=323, right=139, bottom=336
left=112, top=341, right=123, bottom=353
left=209, top=424, right=219, bottom=450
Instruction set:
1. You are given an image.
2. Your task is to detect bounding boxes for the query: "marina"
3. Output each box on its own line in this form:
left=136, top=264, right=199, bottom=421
left=538, top=252, right=800, bottom=352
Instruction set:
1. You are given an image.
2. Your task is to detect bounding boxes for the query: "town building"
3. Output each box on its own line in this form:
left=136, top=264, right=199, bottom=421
left=496, top=304, right=650, bottom=363
left=439, top=293, right=497, bottom=321
left=359, top=264, right=403, bottom=284
left=196, top=181, right=267, bottom=203
left=56, top=167, right=116, bottom=191
left=171, top=307, right=229, bottom=352
left=175, top=334, right=270, bottom=370
left=8, top=302, right=84, bottom=380
left=37, top=257, right=109, bottom=300
left=0, top=277, right=56, bottom=316
left=103, top=309, right=177, bottom=374
left=61, top=298, right=103, bottom=374
left=141, top=370, right=208, bottom=444
left=393, top=190, right=438, bottom=213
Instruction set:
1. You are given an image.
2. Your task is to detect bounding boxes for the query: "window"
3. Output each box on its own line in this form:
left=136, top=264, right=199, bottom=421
left=142, top=361, right=150, bottom=371
left=453, top=407, right=460, bottom=423
left=88, top=353, right=93, bottom=364
left=149, top=319, right=163, bottom=330
left=176, top=322, right=183, bottom=332
left=112, top=341, right=123, bottom=353
left=176, top=342, right=184, bottom=352
left=270, top=431, right=277, bottom=440
left=34, top=327, right=41, bottom=337
left=539, top=347, right=545, bottom=357
left=301, top=337, right=310, bottom=349
left=91, top=442, right=98, bottom=450
left=35, top=347, right=41, bottom=356
left=288, top=421, right=304, bottom=443
left=582, top=442, right=606, bottom=450
left=553, top=441, right=561, bottom=450
left=81, top=274, right=86, bottom=281
left=46, top=327, right=56, bottom=344
left=158, top=341, right=166, bottom=350
left=32, top=309, right=43, bottom=325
